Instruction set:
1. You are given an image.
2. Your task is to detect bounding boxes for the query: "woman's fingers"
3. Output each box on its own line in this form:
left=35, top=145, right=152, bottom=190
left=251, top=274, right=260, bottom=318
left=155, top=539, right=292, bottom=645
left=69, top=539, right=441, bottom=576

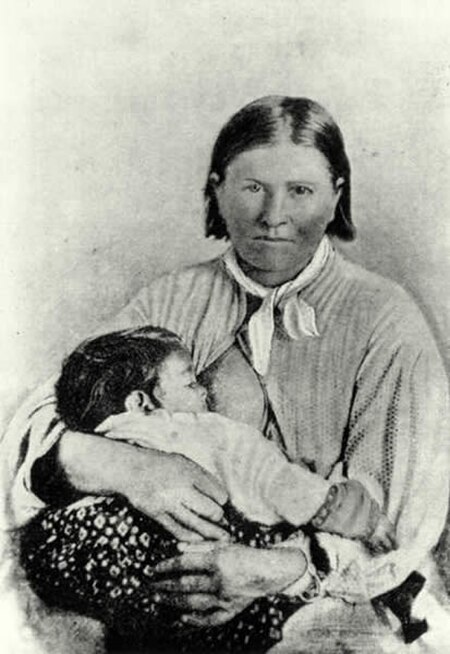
left=181, top=608, right=233, bottom=627
left=156, top=513, right=204, bottom=542
left=178, top=541, right=217, bottom=553
left=150, top=591, right=220, bottom=612
left=193, top=468, right=228, bottom=506
left=149, top=574, right=220, bottom=594
left=183, top=490, right=225, bottom=524
left=154, top=550, right=216, bottom=575
left=173, top=505, right=229, bottom=541
left=154, top=495, right=228, bottom=541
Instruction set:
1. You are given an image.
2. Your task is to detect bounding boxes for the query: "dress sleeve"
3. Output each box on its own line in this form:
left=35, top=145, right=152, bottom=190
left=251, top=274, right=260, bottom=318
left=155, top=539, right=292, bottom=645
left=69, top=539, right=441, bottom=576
left=315, top=296, right=450, bottom=602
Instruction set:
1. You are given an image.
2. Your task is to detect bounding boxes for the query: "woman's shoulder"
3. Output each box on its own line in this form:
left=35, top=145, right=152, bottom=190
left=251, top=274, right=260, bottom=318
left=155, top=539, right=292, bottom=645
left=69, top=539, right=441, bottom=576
left=331, top=252, right=435, bottom=347
left=148, top=257, right=228, bottom=291
left=106, top=256, right=235, bottom=339
left=332, top=250, right=417, bottom=311
left=125, top=257, right=232, bottom=312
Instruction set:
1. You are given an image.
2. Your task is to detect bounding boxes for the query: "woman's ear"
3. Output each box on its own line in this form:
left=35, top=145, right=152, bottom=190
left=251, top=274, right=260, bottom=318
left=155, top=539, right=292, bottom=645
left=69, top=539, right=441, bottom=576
left=209, top=172, right=221, bottom=188
left=209, top=172, right=226, bottom=210
left=209, top=172, right=226, bottom=198
left=124, top=390, right=154, bottom=413
left=327, top=177, right=344, bottom=226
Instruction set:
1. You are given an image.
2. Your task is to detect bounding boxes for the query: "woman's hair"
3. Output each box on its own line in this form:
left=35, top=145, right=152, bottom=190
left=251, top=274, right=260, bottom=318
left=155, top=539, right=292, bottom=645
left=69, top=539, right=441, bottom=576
left=56, top=326, right=185, bottom=432
left=205, top=95, right=354, bottom=241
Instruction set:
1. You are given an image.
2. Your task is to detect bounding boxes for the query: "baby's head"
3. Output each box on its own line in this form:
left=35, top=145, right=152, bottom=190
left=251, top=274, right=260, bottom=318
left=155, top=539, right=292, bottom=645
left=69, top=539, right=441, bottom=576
left=56, top=326, right=207, bottom=432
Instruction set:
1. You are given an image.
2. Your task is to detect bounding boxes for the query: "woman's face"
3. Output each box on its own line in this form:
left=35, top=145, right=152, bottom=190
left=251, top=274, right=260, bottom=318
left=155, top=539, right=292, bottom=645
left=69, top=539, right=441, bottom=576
left=214, top=142, right=342, bottom=286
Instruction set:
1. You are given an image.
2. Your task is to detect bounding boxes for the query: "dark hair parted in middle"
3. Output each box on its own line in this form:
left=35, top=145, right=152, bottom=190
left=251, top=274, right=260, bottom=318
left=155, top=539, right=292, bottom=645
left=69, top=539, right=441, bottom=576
left=204, top=95, right=354, bottom=241
left=55, top=326, right=185, bottom=432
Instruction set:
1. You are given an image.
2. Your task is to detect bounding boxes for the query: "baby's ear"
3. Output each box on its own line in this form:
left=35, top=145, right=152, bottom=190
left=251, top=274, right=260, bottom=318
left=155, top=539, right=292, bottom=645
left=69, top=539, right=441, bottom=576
left=124, top=390, right=154, bottom=413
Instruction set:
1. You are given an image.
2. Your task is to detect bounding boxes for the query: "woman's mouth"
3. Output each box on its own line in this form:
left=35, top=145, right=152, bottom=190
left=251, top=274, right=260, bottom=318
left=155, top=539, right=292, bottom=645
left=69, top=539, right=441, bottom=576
left=253, top=236, right=294, bottom=243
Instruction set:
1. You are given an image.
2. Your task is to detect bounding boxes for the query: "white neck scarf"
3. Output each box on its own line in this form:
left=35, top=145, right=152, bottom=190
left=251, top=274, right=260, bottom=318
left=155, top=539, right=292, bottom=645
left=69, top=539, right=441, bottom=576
left=223, top=237, right=331, bottom=376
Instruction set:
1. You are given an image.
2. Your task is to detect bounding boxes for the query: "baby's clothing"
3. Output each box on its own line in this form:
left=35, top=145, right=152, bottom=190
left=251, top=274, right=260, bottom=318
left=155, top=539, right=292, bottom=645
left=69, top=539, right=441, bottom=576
left=97, top=409, right=331, bottom=527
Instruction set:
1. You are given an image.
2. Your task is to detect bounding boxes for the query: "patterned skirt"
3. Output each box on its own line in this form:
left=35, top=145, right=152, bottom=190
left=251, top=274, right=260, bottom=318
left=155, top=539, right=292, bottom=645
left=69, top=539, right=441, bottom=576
left=20, top=496, right=304, bottom=653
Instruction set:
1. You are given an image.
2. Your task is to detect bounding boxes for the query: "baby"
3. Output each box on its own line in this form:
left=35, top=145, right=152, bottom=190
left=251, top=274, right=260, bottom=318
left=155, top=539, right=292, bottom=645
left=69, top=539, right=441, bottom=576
left=56, top=325, right=396, bottom=552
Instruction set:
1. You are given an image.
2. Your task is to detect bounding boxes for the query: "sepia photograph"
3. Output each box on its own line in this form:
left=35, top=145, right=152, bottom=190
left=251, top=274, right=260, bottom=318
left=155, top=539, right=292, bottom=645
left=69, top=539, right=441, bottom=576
left=1, top=1, right=450, bottom=652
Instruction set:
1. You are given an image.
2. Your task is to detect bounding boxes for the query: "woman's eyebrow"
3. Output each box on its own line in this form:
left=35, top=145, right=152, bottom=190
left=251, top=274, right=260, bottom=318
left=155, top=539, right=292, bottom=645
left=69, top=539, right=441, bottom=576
left=287, top=179, right=317, bottom=186
left=239, top=177, right=318, bottom=186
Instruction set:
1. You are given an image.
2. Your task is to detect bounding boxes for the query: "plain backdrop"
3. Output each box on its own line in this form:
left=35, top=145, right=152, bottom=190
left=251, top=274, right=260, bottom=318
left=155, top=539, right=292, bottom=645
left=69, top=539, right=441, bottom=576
left=1, top=0, right=450, bottom=431
left=0, top=3, right=450, bottom=651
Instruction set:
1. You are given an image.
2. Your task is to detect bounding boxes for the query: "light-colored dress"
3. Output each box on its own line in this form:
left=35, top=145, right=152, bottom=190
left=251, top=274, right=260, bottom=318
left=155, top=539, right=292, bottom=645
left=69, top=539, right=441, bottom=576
left=3, top=241, right=449, bottom=652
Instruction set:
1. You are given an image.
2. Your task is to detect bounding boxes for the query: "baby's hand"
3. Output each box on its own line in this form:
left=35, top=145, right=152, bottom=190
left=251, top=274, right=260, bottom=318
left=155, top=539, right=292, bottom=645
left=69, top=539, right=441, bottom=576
left=364, top=513, right=397, bottom=555
left=312, top=480, right=397, bottom=554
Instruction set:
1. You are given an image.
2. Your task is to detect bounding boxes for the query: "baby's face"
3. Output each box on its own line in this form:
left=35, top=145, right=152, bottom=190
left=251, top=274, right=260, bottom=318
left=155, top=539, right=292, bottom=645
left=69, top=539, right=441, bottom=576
left=155, top=350, right=208, bottom=413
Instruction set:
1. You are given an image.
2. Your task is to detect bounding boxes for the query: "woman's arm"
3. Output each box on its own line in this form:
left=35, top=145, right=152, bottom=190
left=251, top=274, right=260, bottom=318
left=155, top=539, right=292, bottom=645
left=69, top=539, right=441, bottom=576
left=57, top=431, right=229, bottom=541
left=98, top=410, right=333, bottom=526
left=2, top=379, right=228, bottom=540
left=312, top=299, right=450, bottom=602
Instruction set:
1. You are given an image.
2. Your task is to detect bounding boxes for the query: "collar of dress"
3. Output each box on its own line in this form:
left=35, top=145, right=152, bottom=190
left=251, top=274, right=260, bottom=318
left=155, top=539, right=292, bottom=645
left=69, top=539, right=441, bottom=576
left=222, top=236, right=331, bottom=375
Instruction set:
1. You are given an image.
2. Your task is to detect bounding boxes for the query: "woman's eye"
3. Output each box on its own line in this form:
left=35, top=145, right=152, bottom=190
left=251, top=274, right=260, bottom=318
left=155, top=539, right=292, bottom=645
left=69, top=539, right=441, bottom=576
left=291, top=185, right=312, bottom=197
left=245, top=183, right=262, bottom=193
left=188, top=382, right=198, bottom=390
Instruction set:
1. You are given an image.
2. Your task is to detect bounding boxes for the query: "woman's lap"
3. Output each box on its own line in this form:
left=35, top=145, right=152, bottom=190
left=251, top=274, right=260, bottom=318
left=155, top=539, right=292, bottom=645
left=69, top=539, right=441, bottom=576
left=19, top=496, right=301, bottom=653
left=20, top=497, right=178, bottom=634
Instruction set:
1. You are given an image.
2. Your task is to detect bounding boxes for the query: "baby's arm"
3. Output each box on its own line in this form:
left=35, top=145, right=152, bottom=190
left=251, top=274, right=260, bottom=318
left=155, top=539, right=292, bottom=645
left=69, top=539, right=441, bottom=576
left=209, top=415, right=331, bottom=525
left=98, top=412, right=396, bottom=553
left=212, top=416, right=397, bottom=553
left=311, top=480, right=397, bottom=553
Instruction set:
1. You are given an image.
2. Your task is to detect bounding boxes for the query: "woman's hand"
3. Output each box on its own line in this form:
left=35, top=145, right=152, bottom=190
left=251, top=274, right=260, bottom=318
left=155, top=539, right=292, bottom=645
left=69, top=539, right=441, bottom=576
left=147, top=542, right=307, bottom=627
left=124, top=450, right=229, bottom=542
left=59, top=432, right=229, bottom=541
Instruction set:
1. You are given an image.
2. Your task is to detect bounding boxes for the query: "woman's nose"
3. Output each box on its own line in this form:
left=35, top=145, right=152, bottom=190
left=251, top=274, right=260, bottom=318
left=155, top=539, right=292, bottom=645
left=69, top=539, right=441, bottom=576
left=259, top=191, right=288, bottom=227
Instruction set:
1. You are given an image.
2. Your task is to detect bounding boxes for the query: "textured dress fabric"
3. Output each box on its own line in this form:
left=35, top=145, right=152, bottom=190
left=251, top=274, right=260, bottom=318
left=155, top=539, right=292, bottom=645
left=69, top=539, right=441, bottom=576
left=3, top=244, right=450, bottom=651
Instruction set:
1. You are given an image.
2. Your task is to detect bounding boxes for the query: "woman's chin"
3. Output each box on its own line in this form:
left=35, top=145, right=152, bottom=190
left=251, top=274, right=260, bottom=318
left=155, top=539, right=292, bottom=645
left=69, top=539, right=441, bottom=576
left=238, top=245, right=308, bottom=279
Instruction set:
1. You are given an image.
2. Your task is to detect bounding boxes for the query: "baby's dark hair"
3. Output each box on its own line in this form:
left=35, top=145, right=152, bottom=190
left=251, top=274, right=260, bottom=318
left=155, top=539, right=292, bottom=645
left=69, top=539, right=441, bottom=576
left=56, top=326, right=186, bottom=432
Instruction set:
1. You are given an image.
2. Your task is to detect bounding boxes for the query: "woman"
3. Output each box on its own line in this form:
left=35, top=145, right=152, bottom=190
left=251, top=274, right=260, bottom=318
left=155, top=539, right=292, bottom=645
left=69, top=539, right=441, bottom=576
left=3, top=96, right=449, bottom=652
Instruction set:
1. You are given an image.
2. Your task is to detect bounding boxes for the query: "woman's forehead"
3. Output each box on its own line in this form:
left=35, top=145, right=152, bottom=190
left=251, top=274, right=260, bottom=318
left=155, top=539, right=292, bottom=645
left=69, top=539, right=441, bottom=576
left=225, top=143, right=332, bottom=183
